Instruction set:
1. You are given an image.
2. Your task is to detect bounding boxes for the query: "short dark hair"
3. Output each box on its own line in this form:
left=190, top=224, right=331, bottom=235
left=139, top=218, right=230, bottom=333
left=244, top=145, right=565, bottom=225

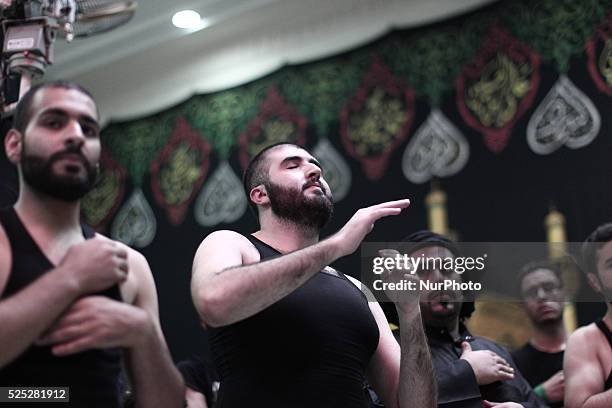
left=242, top=142, right=304, bottom=216
left=402, top=230, right=461, bottom=257
left=12, top=80, right=96, bottom=135
left=517, top=259, right=563, bottom=289
left=581, top=222, right=612, bottom=277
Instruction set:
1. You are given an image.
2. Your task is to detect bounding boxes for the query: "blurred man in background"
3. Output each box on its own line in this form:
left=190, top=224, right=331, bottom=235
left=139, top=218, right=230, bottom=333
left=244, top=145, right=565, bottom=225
left=512, top=261, right=566, bottom=407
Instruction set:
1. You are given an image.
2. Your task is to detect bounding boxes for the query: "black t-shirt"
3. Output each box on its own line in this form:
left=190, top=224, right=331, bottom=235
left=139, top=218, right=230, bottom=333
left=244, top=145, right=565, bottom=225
left=512, top=342, right=563, bottom=408
left=177, top=356, right=216, bottom=406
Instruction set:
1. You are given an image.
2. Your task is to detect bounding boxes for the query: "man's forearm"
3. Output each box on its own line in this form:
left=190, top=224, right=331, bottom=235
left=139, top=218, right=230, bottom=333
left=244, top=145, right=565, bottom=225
left=197, top=236, right=342, bottom=326
left=127, top=329, right=185, bottom=408
left=0, top=267, right=81, bottom=368
left=397, top=306, right=437, bottom=408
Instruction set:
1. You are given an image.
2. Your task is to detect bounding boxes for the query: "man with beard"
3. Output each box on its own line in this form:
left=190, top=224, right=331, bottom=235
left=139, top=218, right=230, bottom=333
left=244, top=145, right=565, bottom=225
left=0, top=81, right=184, bottom=407
left=511, top=261, right=566, bottom=407
left=564, top=223, right=612, bottom=407
left=191, top=143, right=436, bottom=408
left=400, top=231, right=543, bottom=408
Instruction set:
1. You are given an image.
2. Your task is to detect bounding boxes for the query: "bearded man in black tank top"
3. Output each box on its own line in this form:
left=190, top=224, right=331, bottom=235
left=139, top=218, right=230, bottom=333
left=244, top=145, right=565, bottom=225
left=192, top=142, right=437, bottom=408
left=564, top=222, right=612, bottom=407
left=0, top=81, right=184, bottom=407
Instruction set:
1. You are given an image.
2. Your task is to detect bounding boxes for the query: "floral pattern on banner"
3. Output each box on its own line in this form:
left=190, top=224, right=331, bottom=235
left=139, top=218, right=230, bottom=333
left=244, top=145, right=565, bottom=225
left=279, top=59, right=362, bottom=136
left=456, top=25, right=540, bottom=153
left=340, top=58, right=415, bottom=180
left=504, top=0, right=607, bottom=73
left=150, top=117, right=212, bottom=225
left=586, top=13, right=612, bottom=96
left=81, top=150, right=127, bottom=231
left=238, top=86, right=307, bottom=170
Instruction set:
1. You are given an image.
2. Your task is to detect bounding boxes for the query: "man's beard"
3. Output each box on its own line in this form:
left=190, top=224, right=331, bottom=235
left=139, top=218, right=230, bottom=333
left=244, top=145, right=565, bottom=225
left=21, top=144, right=98, bottom=202
left=264, top=180, right=333, bottom=231
left=595, top=276, right=612, bottom=304
left=534, top=313, right=563, bottom=328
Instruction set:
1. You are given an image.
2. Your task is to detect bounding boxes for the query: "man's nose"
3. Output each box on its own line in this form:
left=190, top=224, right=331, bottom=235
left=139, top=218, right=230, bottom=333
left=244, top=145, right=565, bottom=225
left=63, top=120, right=85, bottom=147
left=535, top=287, right=549, bottom=300
left=305, top=162, right=321, bottom=180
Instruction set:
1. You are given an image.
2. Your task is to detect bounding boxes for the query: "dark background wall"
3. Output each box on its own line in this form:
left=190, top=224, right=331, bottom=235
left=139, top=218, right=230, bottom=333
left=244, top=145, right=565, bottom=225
left=1, top=0, right=610, bottom=364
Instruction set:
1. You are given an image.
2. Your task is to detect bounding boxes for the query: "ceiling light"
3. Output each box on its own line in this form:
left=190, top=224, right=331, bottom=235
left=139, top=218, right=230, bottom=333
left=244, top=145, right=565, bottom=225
left=172, top=10, right=202, bottom=29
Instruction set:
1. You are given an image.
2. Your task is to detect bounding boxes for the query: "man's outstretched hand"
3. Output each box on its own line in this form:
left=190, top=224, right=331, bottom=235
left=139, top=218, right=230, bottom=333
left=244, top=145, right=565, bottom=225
left=331, top=199, right=411, bottom=258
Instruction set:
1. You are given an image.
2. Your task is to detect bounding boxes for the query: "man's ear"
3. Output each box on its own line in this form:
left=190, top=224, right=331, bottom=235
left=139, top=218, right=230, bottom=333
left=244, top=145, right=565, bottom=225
left=586, top=272, right=602, bottom=294
left=4, top=129, right=22, bottom=164
left=250, top=185, right=269, bottom=206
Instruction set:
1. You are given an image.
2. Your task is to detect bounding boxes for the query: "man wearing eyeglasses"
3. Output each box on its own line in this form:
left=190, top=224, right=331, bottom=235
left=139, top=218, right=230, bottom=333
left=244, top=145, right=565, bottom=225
left=512, top=261, right=567, bottom=408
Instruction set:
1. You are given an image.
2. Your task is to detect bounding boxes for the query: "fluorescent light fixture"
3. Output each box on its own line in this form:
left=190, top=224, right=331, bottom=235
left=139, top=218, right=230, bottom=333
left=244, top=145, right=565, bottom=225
left=172, top=10, right=202, bottom=29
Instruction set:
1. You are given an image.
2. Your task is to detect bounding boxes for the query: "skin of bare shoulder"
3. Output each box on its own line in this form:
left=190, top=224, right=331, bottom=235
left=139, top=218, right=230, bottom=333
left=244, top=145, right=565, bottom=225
left=0, top=223, right=12, bottom=295
left=569, top=324, right=608, bottom=358
left=94, top=233, right=149, bottom=305
left=565, top=322, right=611, bottom=406
left=197, top=230, right=261, bottom=268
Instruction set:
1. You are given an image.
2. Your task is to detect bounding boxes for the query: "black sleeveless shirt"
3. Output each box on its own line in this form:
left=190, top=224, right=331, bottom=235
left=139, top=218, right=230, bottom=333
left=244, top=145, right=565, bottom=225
left=595, top=319, right=612, bottom=390
left=208, top=235, right=380, bottom=408
left=0, top=207, right=123, bottom=407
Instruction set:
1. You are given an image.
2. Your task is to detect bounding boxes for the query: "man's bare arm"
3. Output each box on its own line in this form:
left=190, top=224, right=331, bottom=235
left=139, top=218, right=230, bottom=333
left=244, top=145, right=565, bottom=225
left=37, top=251, right=184, bottom=408
left=396, top=305, right=437, bottom=408
left=192, top=199, right=411, bottom=327
left=0, top=225, right=127, bottom=368
left=564, top=326, right=612, bottom=408
left=123, top=251, right=185, bottom=408
left=364, top=252, right=436, bottom=408
left=364, top=300, right=436, bottom=408
left=192, top=229, right=340, bottom=327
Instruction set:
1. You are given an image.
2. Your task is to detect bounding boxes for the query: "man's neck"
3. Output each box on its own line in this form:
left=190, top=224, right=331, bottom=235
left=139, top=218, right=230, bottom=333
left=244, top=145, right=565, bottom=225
left=424, top=315, right=461, bottom=341
left=254, top=216, right=319, bottom=253
left=446, top=318, right=461, bottom=341
left=14, top=186, right=82, bottom=234
left=530, top=320, right=567, bottom=352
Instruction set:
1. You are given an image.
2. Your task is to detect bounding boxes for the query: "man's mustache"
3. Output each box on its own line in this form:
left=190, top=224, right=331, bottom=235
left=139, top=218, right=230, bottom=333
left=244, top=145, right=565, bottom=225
left=303, top=180, right=326, bottom=194
left=48, top=146, right=90, bottom=168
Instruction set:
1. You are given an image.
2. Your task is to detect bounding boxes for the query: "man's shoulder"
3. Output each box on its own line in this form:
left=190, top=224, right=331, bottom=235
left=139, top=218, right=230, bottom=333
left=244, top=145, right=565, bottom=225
left=472, top=335, right=512, bottom=356
left=0, top=217, right=12, bottom=294
left=206, top=229, right=250, bottom=241
left=94, top=233, right=145, bottom=259
left=199, top=230, right=255, bottom=251
left=93, top=233, right=151, bottom=281
left=568, top=322, right=605, bottom=352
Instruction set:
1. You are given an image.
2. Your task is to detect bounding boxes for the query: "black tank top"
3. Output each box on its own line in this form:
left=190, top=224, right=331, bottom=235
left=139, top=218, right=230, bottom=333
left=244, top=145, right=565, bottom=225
left=208, top=235, right=380, bottom=408
left=595, top=319, right=612, bottom=390
left=0, top=207, right=123, bottom=408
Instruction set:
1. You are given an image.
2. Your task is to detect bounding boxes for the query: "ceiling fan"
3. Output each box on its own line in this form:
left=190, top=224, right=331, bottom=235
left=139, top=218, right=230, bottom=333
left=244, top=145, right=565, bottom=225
left=0, top=0, right=137, bottom=107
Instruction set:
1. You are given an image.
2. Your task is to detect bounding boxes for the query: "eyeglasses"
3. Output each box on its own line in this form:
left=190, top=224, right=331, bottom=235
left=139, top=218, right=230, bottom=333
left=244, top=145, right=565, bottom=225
left=522, top=283, right=563, bottom=300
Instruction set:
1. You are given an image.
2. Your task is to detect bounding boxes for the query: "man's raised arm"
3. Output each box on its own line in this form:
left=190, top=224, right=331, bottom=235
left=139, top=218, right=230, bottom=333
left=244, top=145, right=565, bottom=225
left=191, top=199, right=410, bottom=327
